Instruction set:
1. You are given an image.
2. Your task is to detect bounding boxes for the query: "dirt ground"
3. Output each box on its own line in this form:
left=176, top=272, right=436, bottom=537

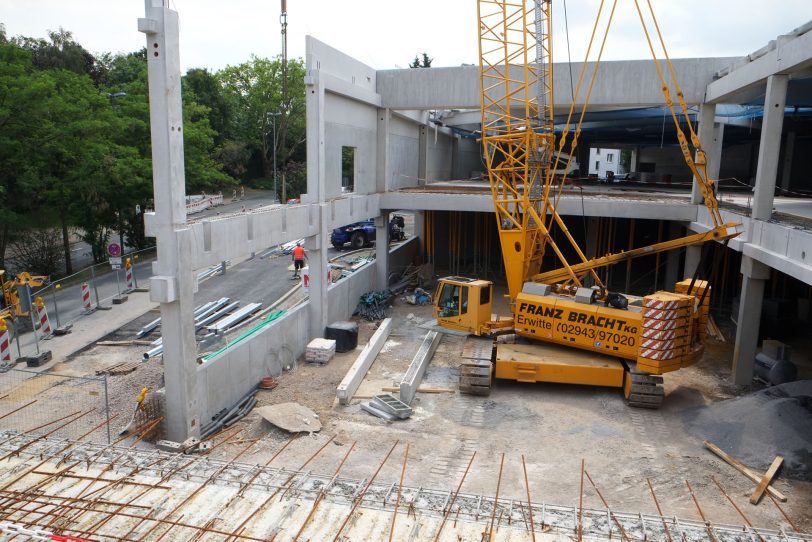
left=9, top=295, right=811, bottom=535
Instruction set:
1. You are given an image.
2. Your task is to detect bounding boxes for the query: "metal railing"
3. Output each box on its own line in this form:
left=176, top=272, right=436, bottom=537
left=0, top=368, right=111, bottom=444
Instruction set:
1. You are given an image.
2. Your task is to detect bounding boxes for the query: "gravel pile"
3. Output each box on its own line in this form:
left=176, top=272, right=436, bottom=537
left=682, top=380, right=812, bottom=480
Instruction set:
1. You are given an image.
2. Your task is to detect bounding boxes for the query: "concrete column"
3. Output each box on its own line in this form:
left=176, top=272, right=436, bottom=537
left=692, top=103, right=724, bottom=204
left=732, top=255, right=770, bottom=385
left=664, top=222, right=683, bottom=288
left=304, top=53, right=325, bottom=202
left=417, top=125, right=428, bottom=185
left=683, top=244, right=702, bottom=279
left=752, top=74, right=789, bottom=221
left=376, top=108, right=390, bottom=193
left=413, top=211, right=425, bottom=258
left=307, top=204, right=330, bottom=336
left=139, top=1, right=199, bottom=441
left=375, top=213, right=390, bottom=290
left=780, top=131, right=795, bottom=191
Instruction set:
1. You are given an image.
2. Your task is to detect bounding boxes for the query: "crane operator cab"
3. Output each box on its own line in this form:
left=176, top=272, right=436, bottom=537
left=434, top=277, right=494, bottom=335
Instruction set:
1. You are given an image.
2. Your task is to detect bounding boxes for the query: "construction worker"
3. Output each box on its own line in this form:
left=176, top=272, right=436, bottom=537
left=292, top=242, right=307, bottom=279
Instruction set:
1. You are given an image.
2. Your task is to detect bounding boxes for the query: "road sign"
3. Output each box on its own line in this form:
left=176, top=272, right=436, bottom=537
left=110, top=257, right=122, bottom=270
left=107, top=243, right=122, bottom=257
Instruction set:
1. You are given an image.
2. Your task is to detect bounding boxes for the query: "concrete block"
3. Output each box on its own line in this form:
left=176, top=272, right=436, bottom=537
left=156, top=440, right=183, bottom=453
left=112, top=295, right=129, bottom=305
left=575, top=287, right=595, bottom=305
left=336, top=318, right=392, bottom=405
left=360, top=401, right=396, bottom=421
left=399, top=331, right=442, bottom=405
left=23, top=351, right=52, bottom=367
left=149, top=275, right=177, bottom=303
left=522, top=282, right=550, bottom=296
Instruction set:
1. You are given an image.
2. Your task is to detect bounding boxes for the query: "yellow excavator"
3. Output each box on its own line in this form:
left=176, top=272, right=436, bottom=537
left=433, top=0, right=740, bottom=408
left=1, top=270, right=49, bottom=334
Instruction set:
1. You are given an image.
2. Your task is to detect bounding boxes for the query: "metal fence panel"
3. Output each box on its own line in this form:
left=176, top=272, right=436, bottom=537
left=0, top=368, right=111, bottom=444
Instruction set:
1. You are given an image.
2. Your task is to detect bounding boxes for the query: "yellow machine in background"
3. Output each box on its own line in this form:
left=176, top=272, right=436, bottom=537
left=433, top=0, right=740, bottom=408
left=1, top=270, right=48, bottom=330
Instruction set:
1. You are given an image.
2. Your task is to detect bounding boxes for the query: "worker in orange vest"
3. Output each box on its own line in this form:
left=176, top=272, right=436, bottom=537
left=292, top=242, right=307, bottom=279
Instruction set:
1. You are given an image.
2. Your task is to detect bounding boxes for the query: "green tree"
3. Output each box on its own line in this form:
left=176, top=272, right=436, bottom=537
left=409, top=53, right=433, bottom=68
left=218, top=56, right=306, bottom=197
left=183, top=68, right=232, bottom=144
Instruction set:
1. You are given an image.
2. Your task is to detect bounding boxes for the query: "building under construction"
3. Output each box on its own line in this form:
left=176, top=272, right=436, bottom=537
left=0, top=1, right=810, bottom=540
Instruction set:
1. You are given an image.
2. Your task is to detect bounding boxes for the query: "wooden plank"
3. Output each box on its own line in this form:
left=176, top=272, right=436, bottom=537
left=749, top=456, right=783, bottom=504
left=703, top=441, right=787, bottom=502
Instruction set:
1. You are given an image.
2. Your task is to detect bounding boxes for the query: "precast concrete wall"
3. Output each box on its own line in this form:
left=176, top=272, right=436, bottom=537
left=389, top=237, right=420, bottom=278
left=326, top=261, right=375, bottom=325
left=636, top=146, right=693, bottom=182
left=197, top=302, right=309, bottom=425
left=426, top=128, right=455, bottom=182
left=324, top=95, right=378, bottom=198
left=389, top=114, right=421, bottom=189
left=456, top=138, right=484, bottom=179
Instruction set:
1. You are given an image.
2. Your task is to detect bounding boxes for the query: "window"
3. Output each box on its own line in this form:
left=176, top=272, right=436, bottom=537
left=341, top=146, right=355, bottom=192
left=437, top=283, right=468, bottom=317
left=606, top=153, right=614, bottom=163
left=480, top=285, right=491, bottom=306
left=595, top=161, right=600, bottom=170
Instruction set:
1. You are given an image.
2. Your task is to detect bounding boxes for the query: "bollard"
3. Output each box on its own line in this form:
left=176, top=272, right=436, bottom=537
left=0, top=320, right=11, bottom=362
left=125, top=258, right=134, bottom=291
left=81, top=282, right=93, bottom=313
left=34, top=297, right=53, bottom=338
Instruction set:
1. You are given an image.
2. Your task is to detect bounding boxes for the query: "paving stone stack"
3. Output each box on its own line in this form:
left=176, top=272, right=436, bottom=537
left=306, top=338, right=336, bottom=364
left=638, top=291, right=694, bottom=374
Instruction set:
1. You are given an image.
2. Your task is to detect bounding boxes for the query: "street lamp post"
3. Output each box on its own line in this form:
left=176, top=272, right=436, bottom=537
left=268, top=111, right=281, bottom=202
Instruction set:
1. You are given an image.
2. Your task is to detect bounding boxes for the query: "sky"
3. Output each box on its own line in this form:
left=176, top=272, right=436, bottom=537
left=3, top=1, right=812, bottom=72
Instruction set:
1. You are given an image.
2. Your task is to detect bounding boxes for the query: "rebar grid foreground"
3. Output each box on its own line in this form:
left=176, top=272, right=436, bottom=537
left=0, top=431, right=808, bottom=542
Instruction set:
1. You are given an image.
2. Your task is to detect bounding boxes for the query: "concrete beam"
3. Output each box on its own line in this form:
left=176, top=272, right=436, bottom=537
left=336, top=318, right=393, bottom=405
left=377, top=58, right=734, bottom=110
left=706, top=26, right=812, bottom=104
left=752, top=75, right=789, bottom=221
left=399, top=331, right=442, bottom=405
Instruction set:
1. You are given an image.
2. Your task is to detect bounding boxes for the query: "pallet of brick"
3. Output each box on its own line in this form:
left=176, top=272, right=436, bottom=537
left=306, top=338, right=336, bottom=364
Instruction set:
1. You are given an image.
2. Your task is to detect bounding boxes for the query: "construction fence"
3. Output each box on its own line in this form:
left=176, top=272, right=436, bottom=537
left=0, top=368, right=112, bottom=444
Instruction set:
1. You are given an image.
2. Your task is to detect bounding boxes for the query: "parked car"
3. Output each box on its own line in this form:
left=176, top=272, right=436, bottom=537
left=331, top=215, right=406, bottom=250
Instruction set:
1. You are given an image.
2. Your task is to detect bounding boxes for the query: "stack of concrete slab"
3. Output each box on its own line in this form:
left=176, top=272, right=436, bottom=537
left=306, top=338, right=336, bottom=364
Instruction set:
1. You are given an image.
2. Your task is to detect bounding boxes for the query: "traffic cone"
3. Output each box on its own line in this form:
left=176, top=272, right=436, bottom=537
left=0, top=320, right=11, bottom=363
left=81, top=282, right=93, bottom=313
left=125, top=258, right=134, bottom=292
left=34, top=297, right=52, bottom=338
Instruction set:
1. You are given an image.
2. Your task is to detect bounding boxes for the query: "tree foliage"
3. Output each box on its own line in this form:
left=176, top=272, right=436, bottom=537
left=0, top=26, right=307, bottom=274
left=409, top=53, right=433, bottom=68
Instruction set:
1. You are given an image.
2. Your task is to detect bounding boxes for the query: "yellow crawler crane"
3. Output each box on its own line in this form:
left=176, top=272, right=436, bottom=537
left=433, top=0, right=740, bottom=408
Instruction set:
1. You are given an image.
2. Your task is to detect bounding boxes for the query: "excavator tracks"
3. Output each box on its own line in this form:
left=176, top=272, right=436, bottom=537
left=624, top=368, right=664, bottom=409
left=459, top=337, right=494, bottom=396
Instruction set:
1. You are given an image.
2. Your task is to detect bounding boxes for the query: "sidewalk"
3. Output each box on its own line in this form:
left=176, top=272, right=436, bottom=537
left=20, top=290, right=157, bottom=373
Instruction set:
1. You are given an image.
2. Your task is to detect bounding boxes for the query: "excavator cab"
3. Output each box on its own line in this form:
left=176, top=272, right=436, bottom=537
left=434, top=277, right=493, bottom=335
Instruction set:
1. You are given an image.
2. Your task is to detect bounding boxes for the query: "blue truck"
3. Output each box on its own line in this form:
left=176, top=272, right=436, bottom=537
left=331, top=215, right=406, bottom=250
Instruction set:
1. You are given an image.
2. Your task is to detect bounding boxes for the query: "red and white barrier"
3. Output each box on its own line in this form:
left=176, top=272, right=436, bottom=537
left=125, top=261, right=134, bottom=291
left=186, top=193, right=225, bottom=215
left=81, top=282, right=93, bottom=312
left=0, top=320, right=11, bottom=362
left=35, top=298, right=52, bottom=338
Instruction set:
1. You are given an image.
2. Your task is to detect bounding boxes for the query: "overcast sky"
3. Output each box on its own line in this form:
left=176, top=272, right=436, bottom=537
left=3, top=1, right=811, bottom=72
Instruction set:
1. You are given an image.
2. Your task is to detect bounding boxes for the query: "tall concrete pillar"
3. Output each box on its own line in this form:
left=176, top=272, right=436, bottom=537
left=139, top=0, right=199, bottom=441
left=375, top=212, right=390, bottom=290
left=780, top=131, right=796, bottom=191
left=413, top=211, right=425, bottom=258
left=732, top=256, right=770, bottom=385
left=376, top=108, right=390, bottom=193
left=752, top=74, right=789, bottom=221
left=692, top=103, right=724, bottom=204
left=417, top=125, right=428, bottom=185
left=307, top=204, right=330, bottom=336
left=684, top=244, right=702, bottom=279
left=304, top=47, right=325, bottom=202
